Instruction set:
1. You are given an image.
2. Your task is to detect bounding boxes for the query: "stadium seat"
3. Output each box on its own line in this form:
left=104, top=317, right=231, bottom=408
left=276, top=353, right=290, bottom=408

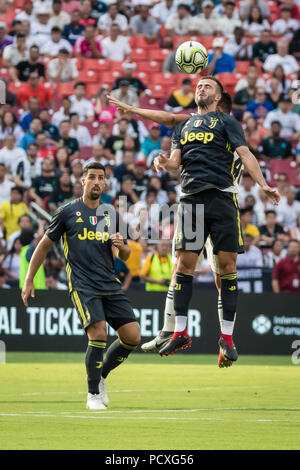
left=151, top=72, right=176, bottom=86
left=131, top=48, right=149, bottom=62
left=136, top=71, right=151, bottom=87
left=150, top=84, right=168, bottom=99
left=82, top=121, right=99, bottom=136
left=78, top=70, right=99, bottom=83
left=217, top=73, right=239, bottom=95
left=98, top=71, right=120, bottom=87
left=55, top=82, right=75, bottom=97
left=136, top=61, right=161, bottom=73
left=109, top=61, right=123, bottom=73
left=236, top=61, right=251, bottom=75
left=133, top=36, right=159, bottom=49
left=269, top=159, right=299, bottom=187
left=82, top=58, right=110, bottom=72
left=86, top=83, right=101, bottom=99
left=148, top=48, right=170, bottom=63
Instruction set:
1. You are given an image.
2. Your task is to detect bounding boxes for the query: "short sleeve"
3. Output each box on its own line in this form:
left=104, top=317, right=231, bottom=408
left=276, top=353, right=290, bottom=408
left=45, top=206, right=67, bottom=242
left=223, top=114, right=247, bottom=150
left=170, top=120, right=187, bottom=153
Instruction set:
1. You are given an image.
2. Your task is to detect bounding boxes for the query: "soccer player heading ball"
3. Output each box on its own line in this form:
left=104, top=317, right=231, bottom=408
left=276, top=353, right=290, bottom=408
left=21, top=162, right=141, bottom=410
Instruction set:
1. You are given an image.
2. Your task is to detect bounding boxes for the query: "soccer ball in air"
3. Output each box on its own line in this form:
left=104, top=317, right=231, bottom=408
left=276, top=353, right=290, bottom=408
left=175, top=41, right=208, bottom=74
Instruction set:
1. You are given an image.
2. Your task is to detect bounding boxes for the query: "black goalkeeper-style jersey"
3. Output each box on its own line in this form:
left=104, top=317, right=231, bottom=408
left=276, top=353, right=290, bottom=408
left=46, top=197, right=125, bottom=295
left=171, top=111, right=247, bottom=195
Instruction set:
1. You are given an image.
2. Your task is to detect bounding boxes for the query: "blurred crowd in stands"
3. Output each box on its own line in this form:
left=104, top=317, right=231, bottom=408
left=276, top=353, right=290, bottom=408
left=0, top=0, right=299, bottom=293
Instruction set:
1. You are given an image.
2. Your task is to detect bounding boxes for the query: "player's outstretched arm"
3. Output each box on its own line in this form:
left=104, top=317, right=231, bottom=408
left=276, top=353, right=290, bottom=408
left=21, top=234, right=53, bottom=307
left=107, top=94, right=188, bottom=127
left=236, top=145, right=280, bottom=205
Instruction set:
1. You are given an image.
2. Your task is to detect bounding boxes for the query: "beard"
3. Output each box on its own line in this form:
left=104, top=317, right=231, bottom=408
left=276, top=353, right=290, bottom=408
left=88, top=187, right=101, bottom=200
left=196, top=94, right=216, bottom=109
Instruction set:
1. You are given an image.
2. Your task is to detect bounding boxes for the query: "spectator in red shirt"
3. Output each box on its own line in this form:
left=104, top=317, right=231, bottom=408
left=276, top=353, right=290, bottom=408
left=17, top=71, right=53, bottom=110
left=74, top=23, right=103, bottom=58
left=36, top=133, right=57, bottom=160
left=272, top=239, right=300, bottom=292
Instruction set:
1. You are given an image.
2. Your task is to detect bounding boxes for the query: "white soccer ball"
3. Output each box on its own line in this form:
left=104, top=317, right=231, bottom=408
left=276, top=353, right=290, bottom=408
left=175, top=41, right=208, bottom=74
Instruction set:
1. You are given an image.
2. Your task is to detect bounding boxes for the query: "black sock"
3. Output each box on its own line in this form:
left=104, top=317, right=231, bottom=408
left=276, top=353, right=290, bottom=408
left=101, top=339, right=137, bottom=379
left=85, top=339, right=106, bottom=394
left=173, top=272, right=193, bottom=318
left=220, top=273, right=238, bottom=322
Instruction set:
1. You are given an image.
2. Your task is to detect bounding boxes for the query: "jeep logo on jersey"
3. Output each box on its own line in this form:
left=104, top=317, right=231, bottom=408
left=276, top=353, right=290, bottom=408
left=194, top=119, right=203, bottom=127
left=78, top=228, right=109, bottom=242
left=89, top=216, right=97, bottom=225
left=180, top=131, right=214, bottom=145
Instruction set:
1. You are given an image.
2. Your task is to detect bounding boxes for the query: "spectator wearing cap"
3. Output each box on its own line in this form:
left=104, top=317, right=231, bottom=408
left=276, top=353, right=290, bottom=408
left=112, top=62, right=148, bottom=97
left=150, top=0, right=176, bottom=24
left=263, top=38, right=299, bottom=75
left=69, top=112, right=92, bottom=147
left=49, top=0, right=71, bottom=30
left=216, top=1, right=242, bottom=37
left=62, top=9, right=84, bottom=46
left=252, top=29, right=277, bottom=64
left=223, top=26, right=252, bottom=61
left=70, top=82, right=95, bottom=122
left=272, top=239, right=300, bottom=293
left=29, top=5, right=52, bottom=49
left=98, top=3, right=128, bottom=35
left=2, top=33, right=28, bottom=67
left=0, top=22, right=13, bottom=54
left=258, top=121, right=294, bottom=161
left=40, top=26, right=73, bottom=56
left=110, top=79, right=139, bottom=108
left=245, top=87, right=274, bottom=121
left=0, top=186, right=29, bottom=240
left=48, top=48, right=79, bottom=82
left=242, top=5, right=270, bottom=37
left=141, top=124, right=162, bottom=157
left=271, top=5, right=299, bottom=39
left=74, top=23, right=103, bottom=58
left=190, top=1, right=216, bottom=35
left=17, top=71, right=53, bottom=110
left=165, top=78, right=196, bottom=112
left=130, top=4, right=158, bottom=43
left=101, top=23, right=131, bottom=62
left=263, top=97, right=300, bottom=141
left=10, top=45, right=45, bottom=83
left=165, top=3, right=193, bottom=36
left=206, top=37, right=237, bottom=75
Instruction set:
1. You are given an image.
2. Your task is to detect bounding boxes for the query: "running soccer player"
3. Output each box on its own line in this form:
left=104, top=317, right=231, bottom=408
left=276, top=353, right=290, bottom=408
left=154, top=76, right=280, bottom=360
left=21, top=162, right=141, bottom=410
left=108, top=91, right=239, bottom=367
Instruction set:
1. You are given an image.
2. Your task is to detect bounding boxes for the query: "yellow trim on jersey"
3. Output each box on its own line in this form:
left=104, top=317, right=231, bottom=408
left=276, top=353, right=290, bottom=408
left=63, top=233, right=73, bottom=291
left=232, top=194, right=243, bottom=246
left=73, top=290, right=86, bottom=324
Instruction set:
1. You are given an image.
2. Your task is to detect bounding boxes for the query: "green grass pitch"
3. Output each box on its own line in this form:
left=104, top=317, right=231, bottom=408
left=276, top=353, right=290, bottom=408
left=0, top=352, right=299, bottom=450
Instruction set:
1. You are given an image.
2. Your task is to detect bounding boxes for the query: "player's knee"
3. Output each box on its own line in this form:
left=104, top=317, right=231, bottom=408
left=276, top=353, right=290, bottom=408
left=118, top=322, right=141, bottom=346
left=87, top=321, right=107, bottom=341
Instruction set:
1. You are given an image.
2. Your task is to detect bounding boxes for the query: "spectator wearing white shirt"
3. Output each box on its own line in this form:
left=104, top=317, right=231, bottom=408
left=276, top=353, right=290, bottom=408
left=101, top=24, right=131, bottom=62
left=191, top=0, right=217, bottom=36
left=0, top=111, right=24, bottom=146
left=271, top=5, right=299, bottom=39
left=29, top=6, right=52, bottom=49
left=234, top=63, right=265, bottom=93
left=212, top=0, right=240, bottom=19
left=215, top=1, right=242, bottom=38
left=130, top=5, right=158, bottom=42
left=236, top=233, right=264, bottom=267
left=70, top=82, right=95, bottom=122
left=52, top=96, right=72, bottom=127
left=263, top=239, right=287, bottom=268
left=239, top=0, right=270, bottom=21
left=276, top=186, right=300, bottom=230
left=0, top=134, right=31, bottom=189
left=15, top=1, right=35, bottom=25
left=263, top=38, right=299, bottom=75
left=150, top=0, right=177, bottom=24
left=263, top=97, right=300, bottom=140
left=165, top=3, right=193, bottom=36
left=224, top=26, right=252, bottom=60
left=2, top=33, right=28, bottom=67
left=40, top=26, right=73, bottom=56
left=243, top=5, right=270, bottom=37
left=98, top=3, right=128, bottom=35
left=0, top=163, right=15, bottom=206
left=69, top=113, right=92, bottom=147
left=49, top=0, right=71, bottom=30
left=238, top=173, right=260, bottom=206
left=48, top=48, right=79, bottom=82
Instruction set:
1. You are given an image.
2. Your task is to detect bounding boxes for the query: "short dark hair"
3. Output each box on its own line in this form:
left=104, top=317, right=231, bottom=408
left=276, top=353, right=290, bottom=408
left=240, top=206, right=253, bottom=216
left=82, top=162, right=105, bottom=176
left=265, top=209, right=276, bottom=217
left=74, top=81, right=86, bottom=89
left=11, top=186, right=24, bottom=196
left=51, top=26, right=61, bottom=33
left=218, top=91, right=232, bottom=114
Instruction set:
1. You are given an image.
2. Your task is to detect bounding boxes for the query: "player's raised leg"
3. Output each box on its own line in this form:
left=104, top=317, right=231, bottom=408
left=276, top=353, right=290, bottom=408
left=217, top=250, right=239, bottom=365
left=159, top=250, right=198, bottom=356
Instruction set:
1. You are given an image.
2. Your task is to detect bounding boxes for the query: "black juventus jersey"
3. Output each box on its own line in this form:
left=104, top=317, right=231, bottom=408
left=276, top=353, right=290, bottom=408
left=171, top=111, right=247, bottom=195
left=46, top=197, right=126, bottom=294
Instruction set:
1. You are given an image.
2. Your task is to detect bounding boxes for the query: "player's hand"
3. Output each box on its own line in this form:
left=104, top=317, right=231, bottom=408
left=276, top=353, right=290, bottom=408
left=111, top=232, right=125, bottom=249
left=154, top=153, right=168, bottom=173
left=21, top=279, right=35, bottom=307
left=262, top=185, right=281, bottom=205
left=107, top=94, right=131, bottom=112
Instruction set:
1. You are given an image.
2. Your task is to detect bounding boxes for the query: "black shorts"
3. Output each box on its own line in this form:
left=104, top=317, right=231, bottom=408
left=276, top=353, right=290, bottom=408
left=175, top=189, right=244, bottom=255
left=70, top=289, right=137, bottom=332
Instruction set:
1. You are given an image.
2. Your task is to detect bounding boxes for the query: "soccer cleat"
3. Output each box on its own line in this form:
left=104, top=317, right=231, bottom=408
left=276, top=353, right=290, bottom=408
left=99, top=377, right=109, bottom=407
left=141, top=330, right=173, bottom=353
left=86, top=393, right=107, bottom=410
left=218, top=337, right=238, bottom=368
left=159, top=331, right=192, bottom=356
